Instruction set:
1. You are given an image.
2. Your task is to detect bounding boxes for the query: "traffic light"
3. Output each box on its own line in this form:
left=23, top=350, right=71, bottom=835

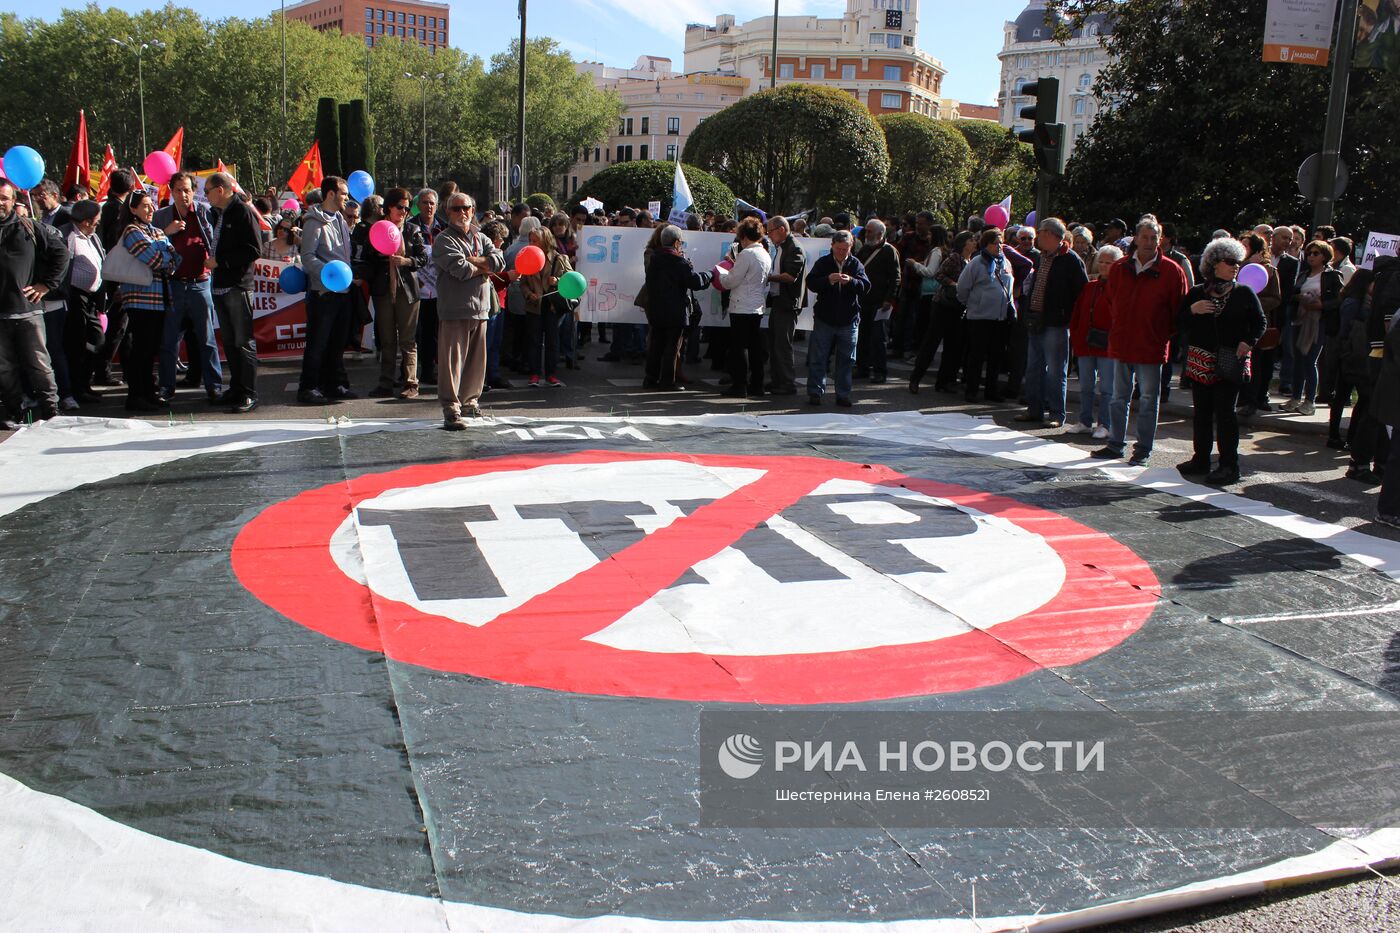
left=1018, top=77, right=1066, bottom=176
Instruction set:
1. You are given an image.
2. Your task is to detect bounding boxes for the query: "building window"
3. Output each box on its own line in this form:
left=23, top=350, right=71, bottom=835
left=810, top=63, right=825, bottom=79
left=640, top=144, right=649, bottom=160
left=365, top=8, right=372, bottom=19
left=640, top=116, right=649, bottom=134
left=626, top=117, right=633, bottom=135
left=667, top=116, right=680, bottom=134
left=886, top=34, right=901, bottom=49
left=881, top=92, right=901, bottom=109
left=366, top=35, right=373, bottom=47
left=870, top=33, right=882, bottom=45
left=1073, top=97, right=1086, bottom=116
left=666, top=144, right=677, bottom=160
left=904, top=35, right=913, bottom=46
left=1074, top=123, right=1085, bottom=138
left=582, top=149, right=589, bottom=163
left=376, top=9, right=383, bottom=19
left=617, top=145, right=625, bottom=163
left=408, top=27, right=416, bottom=38
left=595, top=147, right=601, bottom=161
left=1079, top=72, right=1092, bottom=89
left=842, top=64, right=856, bottom=80
left=883, top=65, right=900, bottom=81
left=779, top=63, right=794, bottom=79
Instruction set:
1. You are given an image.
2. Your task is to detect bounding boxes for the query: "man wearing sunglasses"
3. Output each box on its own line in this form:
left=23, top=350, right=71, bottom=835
left=433, top=194, right=504, bottom=428
left=357, top=187, right=428, bottom=399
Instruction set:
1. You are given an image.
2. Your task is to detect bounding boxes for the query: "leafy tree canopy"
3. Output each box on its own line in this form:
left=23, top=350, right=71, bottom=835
left=876, top=114, right=974, bottom=219
left=570, top=160, right=734, bottom=218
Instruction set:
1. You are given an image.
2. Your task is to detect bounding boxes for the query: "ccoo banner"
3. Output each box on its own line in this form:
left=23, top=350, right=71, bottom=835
left=572, top=227, right=837, bottom=329
left=1263, top=0, right=1340, bottom=65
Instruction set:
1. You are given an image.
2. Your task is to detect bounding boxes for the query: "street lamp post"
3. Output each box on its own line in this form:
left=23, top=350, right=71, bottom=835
left=516, top=0, right=527, bottom=200
left=109, top=34, right=165, bottom=156
left=405, top=72, right=445, bottom=189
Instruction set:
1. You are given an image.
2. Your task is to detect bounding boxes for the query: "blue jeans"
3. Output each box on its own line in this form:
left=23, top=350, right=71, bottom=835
left=807, top=317, right=858, bottom=400
left=161, top=279, right=222, bottom=392
left=1288, top=339, right=1323, bottom=401
left=558, top=309, right=577, bottom=362
left=1077, top=355, right=1115, bottom=428
left=1277, top=320, right=1295, bottom=391
left=1025, top=326, right=1070, bottom=421
left=486, top=312, right=504, bottom=380
left=1108, top=361, right=1162, bottom=453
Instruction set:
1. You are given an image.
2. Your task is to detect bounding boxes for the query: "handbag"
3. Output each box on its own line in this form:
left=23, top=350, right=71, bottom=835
left=1256, top=326, right=1281, bottom=351
left=101, top=232, right=154, bottom=286
left=1185, top=345, right=1218, bottom=385
left=1215, top=345, right=1251, bottom=384
left=1086, top=290, right=1109, bottom=350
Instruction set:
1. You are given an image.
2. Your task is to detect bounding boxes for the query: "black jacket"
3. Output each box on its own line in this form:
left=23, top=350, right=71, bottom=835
left=644, top=248, right=712, bottom=329
left=98, top=194, right=126, bottom=252
left=806, top=253, right=871, bottom=327
left=1029, top=244, right=1089, bottom=327
left=211, top=194, right=264, bottom=291
left=0, top=214, right=68, bottom=319
left=768, top=236, right=807, bottom=313
left=1276, top=254, right=1300, bottom=310
left=1177, top=282, right=1267, bottom=356
left=856, top=240, right=901, bottom=312
left=355, top=221, right=428, bottom=301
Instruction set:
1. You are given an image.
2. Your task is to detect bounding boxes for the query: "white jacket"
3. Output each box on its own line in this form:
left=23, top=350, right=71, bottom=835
left=717, top=242, right=772, bottom=315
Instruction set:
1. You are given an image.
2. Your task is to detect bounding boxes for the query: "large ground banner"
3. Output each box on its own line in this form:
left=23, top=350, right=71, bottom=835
left=574, top=227, right=831, bottom=329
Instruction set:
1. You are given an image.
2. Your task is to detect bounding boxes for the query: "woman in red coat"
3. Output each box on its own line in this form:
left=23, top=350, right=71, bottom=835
left=1066, top=245, right=1122, bottom=438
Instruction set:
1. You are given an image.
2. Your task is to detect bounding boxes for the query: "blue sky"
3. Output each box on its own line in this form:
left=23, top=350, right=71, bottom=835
left=10, top=0, right=1029, bottom=104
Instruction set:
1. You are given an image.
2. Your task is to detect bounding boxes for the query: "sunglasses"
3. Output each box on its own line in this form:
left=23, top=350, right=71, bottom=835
left=1220, top=257, right=1240, bottom=266
left=448, top=205, right=472, bottom=214
left=388, top=203, right=408, bottom=211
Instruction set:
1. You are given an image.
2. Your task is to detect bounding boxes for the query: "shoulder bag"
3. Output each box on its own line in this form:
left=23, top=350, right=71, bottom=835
left=101, top=227, right=154, bottom=286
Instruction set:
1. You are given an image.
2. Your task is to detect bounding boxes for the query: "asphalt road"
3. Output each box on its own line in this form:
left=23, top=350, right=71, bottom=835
left=4, top=343, right=1399, bottom=931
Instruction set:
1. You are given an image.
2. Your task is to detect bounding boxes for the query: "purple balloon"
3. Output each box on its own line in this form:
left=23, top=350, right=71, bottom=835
left=1237, top=263, right=1269, bottom=292
left=1025, top=211, right=1038, bottom=228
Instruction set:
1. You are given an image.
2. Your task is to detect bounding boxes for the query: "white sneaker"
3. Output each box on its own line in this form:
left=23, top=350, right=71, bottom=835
left=1280, top=398, right=1301, bottom=412
left=59, top=396, right=80, bottom=412
left=1092, top=424, right=1110, bottom=439
left=1298, top=400, right=1315, bottom=416
left=1063, top=422, right=1090, bottom=435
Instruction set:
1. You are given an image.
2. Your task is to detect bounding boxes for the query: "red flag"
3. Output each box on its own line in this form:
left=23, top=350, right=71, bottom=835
left=94, top=145, right=118, bottom=200
left=61, top=110, right=90, bottom=196
left=284, top=141, right=324, bottom=201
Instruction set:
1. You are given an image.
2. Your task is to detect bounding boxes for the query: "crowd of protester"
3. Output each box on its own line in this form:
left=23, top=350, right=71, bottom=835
left=2, top=169, right=1397, bottom=522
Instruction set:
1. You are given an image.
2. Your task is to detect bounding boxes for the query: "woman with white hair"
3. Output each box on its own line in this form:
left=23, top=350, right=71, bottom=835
left=1067, top=245, right=1122, bottom=438
left=1177, top=237, right=1267, bottom=485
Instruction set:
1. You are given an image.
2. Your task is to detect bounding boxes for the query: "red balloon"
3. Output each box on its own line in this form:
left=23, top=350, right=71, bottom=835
left=515, top=245, right=546, bottom=276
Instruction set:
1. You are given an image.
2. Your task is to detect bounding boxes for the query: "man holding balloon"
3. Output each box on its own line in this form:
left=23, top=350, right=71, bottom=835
left=0, top=174, right=69, bottom=430
left=297, top=176, right=357, bottom=405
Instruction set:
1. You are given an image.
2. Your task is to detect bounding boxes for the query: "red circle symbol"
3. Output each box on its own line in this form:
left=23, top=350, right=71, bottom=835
left=231, top=451, right=1160, bottom=703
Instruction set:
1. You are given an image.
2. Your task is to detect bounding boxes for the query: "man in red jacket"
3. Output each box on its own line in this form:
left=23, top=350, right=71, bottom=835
left=1091, top=217, right=1188, bottom=465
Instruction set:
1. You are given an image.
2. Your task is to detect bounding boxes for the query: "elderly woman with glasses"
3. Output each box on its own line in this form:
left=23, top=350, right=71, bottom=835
left=1177, top=237, right=1267, bottom=485
left=356, top=187, right=429, bottom=399
left=1282, top=239, right=1344, bottom=416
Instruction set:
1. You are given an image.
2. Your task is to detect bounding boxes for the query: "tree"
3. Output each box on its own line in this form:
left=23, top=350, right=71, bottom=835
left=525, top=192, right=556, bottom=211
left=475, top=38, right=622, bottom=197
left=340, top=99, right=374, bottom=177
left=570, top=161, right=735, bottom=218
left=946, top=120, right=1036, bottom=228
left=315, top=98, right=342, bottom=179
left=683, top=84, right=890, bottom=215
left=1049, top=0, right=1400, bottom=238
left=875, top=114, right=974, bottom=217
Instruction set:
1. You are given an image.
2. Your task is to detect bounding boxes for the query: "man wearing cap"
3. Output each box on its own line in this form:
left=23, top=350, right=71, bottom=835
left=60, top=199, right=106, bottom=405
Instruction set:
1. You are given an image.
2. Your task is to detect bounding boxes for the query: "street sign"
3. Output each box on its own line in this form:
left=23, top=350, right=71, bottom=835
left=510, top=163, right=522, bottom=192
left=1297, top=152, right=1349, bottom=200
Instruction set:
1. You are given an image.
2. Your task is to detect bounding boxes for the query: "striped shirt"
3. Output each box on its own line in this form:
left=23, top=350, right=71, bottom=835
left=117, top=223, right=179, bottom=312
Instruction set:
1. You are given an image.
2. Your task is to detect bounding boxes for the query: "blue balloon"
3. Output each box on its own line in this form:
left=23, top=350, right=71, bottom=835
left=321, top=259, right=353, bottom=293
left=278, top=265, right=307, bottom=294
left=347, top=170, right=375, bottom=203
left=3, top=146, right=45, bottom=191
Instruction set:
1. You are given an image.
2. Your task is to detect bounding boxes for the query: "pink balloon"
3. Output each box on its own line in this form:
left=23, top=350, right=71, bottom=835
left=1237, top=262, right=1269, bottom=292
left=281, top=198, right=300, bottom=213
left=369, top=219, right=403, bottom=256
left=984, top=205, right=1009, bottom=230
left=143, top=151, right=177, bottom=185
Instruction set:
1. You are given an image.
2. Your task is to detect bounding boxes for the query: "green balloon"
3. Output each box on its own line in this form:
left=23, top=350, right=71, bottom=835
left=558, top=270, right=587, bottom=301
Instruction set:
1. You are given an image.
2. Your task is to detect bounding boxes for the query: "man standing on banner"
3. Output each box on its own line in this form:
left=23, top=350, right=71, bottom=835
left=433, top=193, right=504, bottom=428
left=855, top=219, right=901, bottom=384
left=154, top=172, right=224, bottom=404
left=1016, top=217, right=1087, bottom=429
left=0, top=177, right=68, bottom=430
left=804, top=229, right=871, bottom=407
left=1091, top=217, right=1187, bottom=466
left=359, top=187, right=427, bottom=399
left=298, top=176, right=357, bottom=405
left=764, top=215, right=806, bottom=395
left=203, top=172, right=263, bottom=413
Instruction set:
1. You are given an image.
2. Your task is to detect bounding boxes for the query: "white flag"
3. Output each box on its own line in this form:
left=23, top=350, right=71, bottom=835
left=669, top=161, right=694, bottom=225
left=999, top=195, right=1013, bottom=215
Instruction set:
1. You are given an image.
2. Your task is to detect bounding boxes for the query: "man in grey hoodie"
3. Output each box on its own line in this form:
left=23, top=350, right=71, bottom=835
left=297, top=176, right=356, bottom=404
